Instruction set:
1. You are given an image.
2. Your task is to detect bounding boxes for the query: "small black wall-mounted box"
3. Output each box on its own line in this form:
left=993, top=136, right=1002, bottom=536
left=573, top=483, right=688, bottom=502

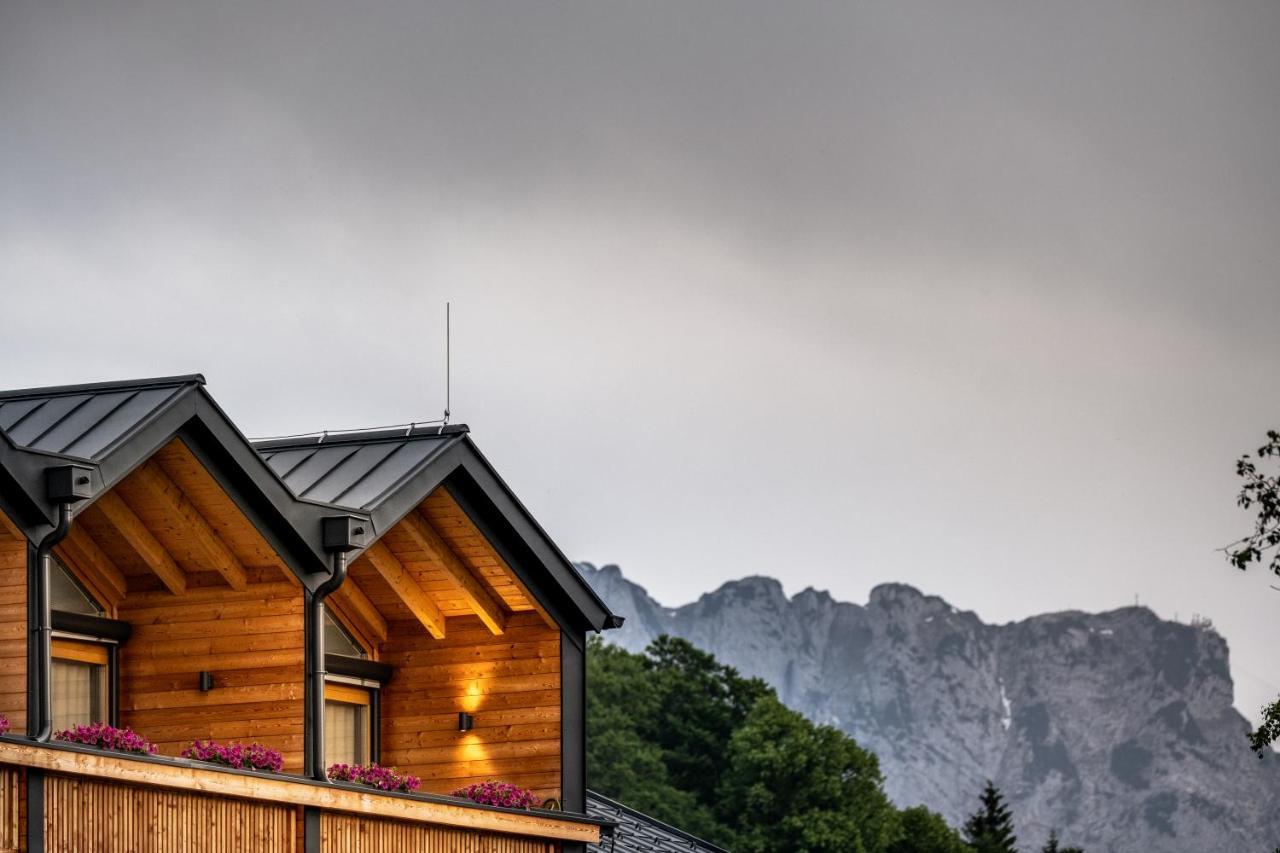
left=322, top=515, right=368, bottom=553
left=46, top=465, right=94, bottom=503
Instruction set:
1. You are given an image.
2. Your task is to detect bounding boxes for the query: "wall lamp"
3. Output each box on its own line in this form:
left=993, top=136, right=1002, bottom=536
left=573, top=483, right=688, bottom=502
left=198, top=672, right=215, bottom=692
left=458, top=711, right=474, bottom=732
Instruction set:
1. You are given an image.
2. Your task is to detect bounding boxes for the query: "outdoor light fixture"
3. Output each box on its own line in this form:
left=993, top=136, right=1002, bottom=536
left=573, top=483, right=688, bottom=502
left=458, top=711, right=474, bottom=732
left=198, top=672, right=215, bottom=692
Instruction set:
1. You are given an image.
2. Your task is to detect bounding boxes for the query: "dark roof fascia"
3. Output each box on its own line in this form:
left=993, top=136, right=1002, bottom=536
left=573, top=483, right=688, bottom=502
left=0, top=373, right=207, bottom=402
left=0, top=433, right=60, bottom=536
left=586, top=791, right=729, bottom=853
left=348, top=435, right=617, bottom=633
left=59, top=385, right=360, bottom=584
left=176, top=392, right=366, bottom=582
left=452, top=435, right=617, bottom=632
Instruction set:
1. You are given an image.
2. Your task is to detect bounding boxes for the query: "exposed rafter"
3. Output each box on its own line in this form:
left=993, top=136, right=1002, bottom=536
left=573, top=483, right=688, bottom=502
left=58, top=526, right=127, bottom=604
left=128, top=461, right=247, bottom=591
left=331, top=574, right=389, bottom=645
left=360, top=541, right=445, bottom=639
left=94, top=491, right=186, bottom=596
left=398, top=510, right=505, bottom=635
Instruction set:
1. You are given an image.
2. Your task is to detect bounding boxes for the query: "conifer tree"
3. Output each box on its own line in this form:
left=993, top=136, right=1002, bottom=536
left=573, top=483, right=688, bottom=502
left=962, top=780, right=1018, bottom=853
left=1042, top=829, right=1085, bottom=853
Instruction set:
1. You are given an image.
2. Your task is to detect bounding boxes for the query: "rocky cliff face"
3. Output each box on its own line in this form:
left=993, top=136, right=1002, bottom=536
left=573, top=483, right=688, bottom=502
left=579, top=563, right=1280, bottom=852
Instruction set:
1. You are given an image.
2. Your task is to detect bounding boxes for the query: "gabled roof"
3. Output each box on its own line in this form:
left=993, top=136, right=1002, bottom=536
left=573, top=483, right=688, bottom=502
left=0, top=373, right=620, bottom=633
left=255, top=428, right=621, bottom=634
left=586, top=792, right=729, bottom=853
left=257, top=426, right=465, bottom=512
left=0, top=375, right=361, bottom=583
left=0, top=375, right=196, bottom=461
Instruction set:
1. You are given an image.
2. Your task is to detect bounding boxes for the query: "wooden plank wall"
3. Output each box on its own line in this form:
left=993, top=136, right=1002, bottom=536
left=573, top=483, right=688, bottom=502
left=322, top=813, right=555, bottom=853
left=116, top=572, right=305, bottom=770
left=44, top=774, right=296, bottom=852
left=379, top=613, right=561, bottom=803
left=0, top=515, right=24, bottom=734
left=0, top=768, right=16, bottom=853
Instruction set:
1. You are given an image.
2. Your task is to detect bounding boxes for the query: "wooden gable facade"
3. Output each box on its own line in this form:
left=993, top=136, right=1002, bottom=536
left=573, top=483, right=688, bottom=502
left=0, top=375, right=618, bottom=852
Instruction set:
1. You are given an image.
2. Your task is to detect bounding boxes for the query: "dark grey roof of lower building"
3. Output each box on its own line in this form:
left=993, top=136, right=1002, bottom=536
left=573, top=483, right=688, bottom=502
left=587, top=791, right=730, bottom=853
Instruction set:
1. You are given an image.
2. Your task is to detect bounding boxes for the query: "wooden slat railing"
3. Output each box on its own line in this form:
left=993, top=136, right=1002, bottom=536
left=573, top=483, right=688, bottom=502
left=0, top=739, right=602, bottom=849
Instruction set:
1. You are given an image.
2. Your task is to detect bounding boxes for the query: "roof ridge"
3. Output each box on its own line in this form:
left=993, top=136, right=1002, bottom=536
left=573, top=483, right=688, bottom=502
left=252, top=423, right=469, bottom=450
left=0, top=374, right=205, bottom=401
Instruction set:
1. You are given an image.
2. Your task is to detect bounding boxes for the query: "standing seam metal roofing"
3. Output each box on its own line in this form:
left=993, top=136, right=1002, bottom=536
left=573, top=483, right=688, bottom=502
left=0, top=375, right=201, bottom=461
left=586, top=792, right=729, bottom=853
left=255, top=427, right=463, bottom=510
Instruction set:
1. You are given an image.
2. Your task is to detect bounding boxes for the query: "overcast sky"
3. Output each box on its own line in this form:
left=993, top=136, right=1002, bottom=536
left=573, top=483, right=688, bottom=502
left=2, top=1, right=1278, bottom=721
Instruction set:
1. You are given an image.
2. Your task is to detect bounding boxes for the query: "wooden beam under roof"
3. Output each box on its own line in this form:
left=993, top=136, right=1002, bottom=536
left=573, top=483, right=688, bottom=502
left=58, top=526, right=128, bottom=604
left=331, top=574, right=389, bottom=645
left=128, top=461, right=248, bottom=592
left=398, top=510, right=506, bottom=636
left=428, top=489, right=558, bottom=630
left=94, top=491, right=187, bottom=596
left=361, top=541, right=446, bottom=639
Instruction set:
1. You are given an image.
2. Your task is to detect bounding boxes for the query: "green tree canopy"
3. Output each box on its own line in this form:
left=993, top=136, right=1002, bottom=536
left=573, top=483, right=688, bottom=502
left=963, top=780, right=1018, bottom=853
left=718, top=695, right=901, bottom=852
left=586, top=634, right=970, bottom=851
left=886, top=806, right=970, bottom=853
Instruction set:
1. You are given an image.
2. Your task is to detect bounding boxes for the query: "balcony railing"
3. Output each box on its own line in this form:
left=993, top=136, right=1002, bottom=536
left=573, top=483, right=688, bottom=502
left=0, top=737, right=606, bottom=852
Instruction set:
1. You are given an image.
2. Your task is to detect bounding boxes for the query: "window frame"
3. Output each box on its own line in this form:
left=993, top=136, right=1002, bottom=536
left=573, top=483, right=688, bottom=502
left=50, top=634, right=117, bottom=728
left=322, top=609, right=391, bottom=766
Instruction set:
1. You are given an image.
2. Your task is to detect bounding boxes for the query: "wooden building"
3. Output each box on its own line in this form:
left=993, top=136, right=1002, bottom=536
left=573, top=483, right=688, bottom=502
left=0, top=375, right=621, bottom=852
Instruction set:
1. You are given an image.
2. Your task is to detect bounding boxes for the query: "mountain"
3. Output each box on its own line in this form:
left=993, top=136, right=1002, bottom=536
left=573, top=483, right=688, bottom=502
left=578, top=563, right=1280, bottom=853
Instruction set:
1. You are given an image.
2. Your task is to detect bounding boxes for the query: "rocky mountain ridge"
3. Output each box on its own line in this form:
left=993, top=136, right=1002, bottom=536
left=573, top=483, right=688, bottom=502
left=579, top=563, right=1280, bottom=852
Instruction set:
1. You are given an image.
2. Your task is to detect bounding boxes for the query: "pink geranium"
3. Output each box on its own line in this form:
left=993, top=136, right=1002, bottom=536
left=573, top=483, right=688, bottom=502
left=183, top=739, right=283, bottom=773
left=53, top=722, right=156, bottom=755
left=452, top=781, right=539, bottom=810
left=328, top=762, right=420, bottom=793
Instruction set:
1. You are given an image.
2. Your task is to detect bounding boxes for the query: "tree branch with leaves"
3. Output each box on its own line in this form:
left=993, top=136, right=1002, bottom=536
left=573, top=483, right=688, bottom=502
left=1225, top=429, right=1280, bottom=756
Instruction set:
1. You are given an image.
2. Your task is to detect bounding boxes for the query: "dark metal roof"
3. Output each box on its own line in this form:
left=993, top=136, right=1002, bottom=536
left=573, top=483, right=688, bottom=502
left=0, top=375, right=356, bottom=581
left=586, top=792, right=729, bottom=853
left=253, top=427, right=622, bottom=634
left=0, top=375, right=203, bottom=461
left=255, top=426, right=467, bottom=510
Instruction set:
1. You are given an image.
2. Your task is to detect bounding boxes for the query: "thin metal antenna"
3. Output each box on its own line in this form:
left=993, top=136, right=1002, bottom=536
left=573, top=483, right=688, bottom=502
left=443, top=302, right=451, bottom=425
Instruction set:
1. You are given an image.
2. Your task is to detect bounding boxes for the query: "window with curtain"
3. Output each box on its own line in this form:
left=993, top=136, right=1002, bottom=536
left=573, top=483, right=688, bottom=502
left=324, top=683, right=371, bottom=766
left=51, top=641, right=108, bottom=731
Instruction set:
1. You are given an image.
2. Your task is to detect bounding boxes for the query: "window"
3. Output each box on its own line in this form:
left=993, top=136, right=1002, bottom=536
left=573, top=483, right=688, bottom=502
left=51, top=556, right=104, bottom=616
left=50, top=557, right=115, bottom=730
left=323, top=610, right=378, bottom=767
left=51, top=639, right=109, bottom=731
left=324, top=682, right=373, bottom=766
left=324, top=611, right=366, bottom=659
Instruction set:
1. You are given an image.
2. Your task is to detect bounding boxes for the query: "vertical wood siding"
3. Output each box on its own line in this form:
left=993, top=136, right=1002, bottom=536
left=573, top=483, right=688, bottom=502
left=44, top=774, right=296, bottom=852
left=379, top=613, right=562, bottom=802
left=116, top=576, right=305, bottom=771
left=322, top=812, right=555, bottom=853
left=0, top=515, right=25, bottom=732
left=0, top=768, right=17, bottom=853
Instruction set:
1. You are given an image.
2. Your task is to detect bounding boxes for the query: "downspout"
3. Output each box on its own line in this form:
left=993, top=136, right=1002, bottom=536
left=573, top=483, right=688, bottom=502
left=27, top=504, right=72, bottom=742
left=29, top=465, right=93, bottom=742
left=306, top=515, right=365, bottom=782
left=304, top=550, right=347, bottom=781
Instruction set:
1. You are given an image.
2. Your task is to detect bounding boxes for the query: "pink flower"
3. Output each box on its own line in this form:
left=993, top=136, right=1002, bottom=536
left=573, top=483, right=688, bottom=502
left=182, top=739, right=283, bottom=773
left=452, top=781, right=539, bottom=810
left=53, top=722, right=157, bottom=755
left=327, top=762, right=419, bottom=793
left=0, top=715, right=10, bottom=735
